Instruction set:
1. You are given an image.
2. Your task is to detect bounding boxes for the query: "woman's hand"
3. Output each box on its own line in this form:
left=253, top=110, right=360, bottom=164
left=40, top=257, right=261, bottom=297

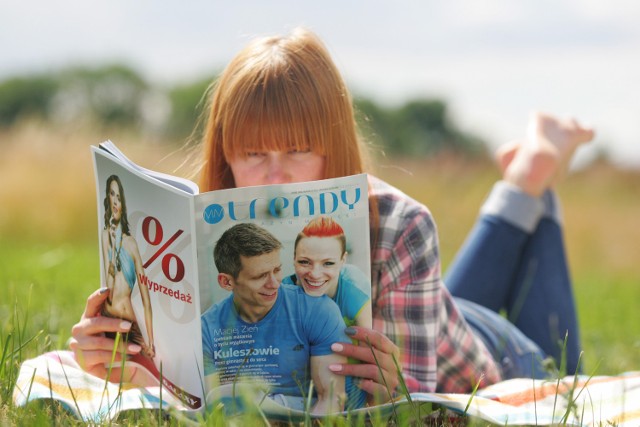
left=329, top=326, right=401, bottom=405
left=68, top=288, right=141, bottom=382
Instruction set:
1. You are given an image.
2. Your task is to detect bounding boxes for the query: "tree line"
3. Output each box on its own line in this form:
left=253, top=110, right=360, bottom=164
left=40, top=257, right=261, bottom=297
left=0, top=64, right=486, bottom=157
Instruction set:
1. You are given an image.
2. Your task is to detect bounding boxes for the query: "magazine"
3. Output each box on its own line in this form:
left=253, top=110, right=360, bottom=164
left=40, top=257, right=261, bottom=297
left=91, top=141, right=372, bottom=416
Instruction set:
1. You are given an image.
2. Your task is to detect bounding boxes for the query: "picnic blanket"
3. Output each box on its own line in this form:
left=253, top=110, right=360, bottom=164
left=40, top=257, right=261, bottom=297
left=13, top=350, right=640, bottom=425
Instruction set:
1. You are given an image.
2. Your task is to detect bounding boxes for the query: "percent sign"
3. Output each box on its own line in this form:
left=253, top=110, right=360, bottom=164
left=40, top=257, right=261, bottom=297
left=141, top=216, right=185, bottom=283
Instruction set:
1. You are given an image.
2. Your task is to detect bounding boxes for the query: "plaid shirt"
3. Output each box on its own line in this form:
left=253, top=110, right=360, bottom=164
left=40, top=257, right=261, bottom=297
left=369, top=176, right=502, bottom=393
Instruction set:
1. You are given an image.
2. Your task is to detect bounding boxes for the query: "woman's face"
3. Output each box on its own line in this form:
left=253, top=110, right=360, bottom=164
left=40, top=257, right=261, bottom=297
left=109, top=180, right=122, bottom=222
left=228, top=149, right=325, bottom=187
left=294, top=236, right=345, bottom=298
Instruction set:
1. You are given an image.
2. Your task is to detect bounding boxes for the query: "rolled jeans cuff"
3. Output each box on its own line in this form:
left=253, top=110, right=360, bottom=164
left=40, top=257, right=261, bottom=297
left=480, top=181, right=544, bottom=233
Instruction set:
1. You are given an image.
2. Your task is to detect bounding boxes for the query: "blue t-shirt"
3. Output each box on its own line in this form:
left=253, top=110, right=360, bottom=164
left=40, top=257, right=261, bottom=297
left=201, top=283, right=348, bottom=397
left=283, top=264, right=370, bottom=327
left=283, top=264, right=370, bottom=409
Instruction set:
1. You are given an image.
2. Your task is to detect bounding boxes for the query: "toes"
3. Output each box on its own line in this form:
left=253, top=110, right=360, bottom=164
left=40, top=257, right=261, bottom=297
left=495, top=140, right=521, bottom=173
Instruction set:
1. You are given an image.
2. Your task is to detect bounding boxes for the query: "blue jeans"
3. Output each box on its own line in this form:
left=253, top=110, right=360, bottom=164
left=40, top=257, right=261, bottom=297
left=454, top=297, right=549, bottom=379
left=445, top=182, right=581, bottom=378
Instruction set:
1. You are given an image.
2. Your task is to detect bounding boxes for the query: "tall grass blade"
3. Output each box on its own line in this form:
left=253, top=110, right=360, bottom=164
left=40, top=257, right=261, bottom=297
left=25, top=367, right=37, bottom=404
left=304, top=379, right=314, bottom=427
left=391, top=352, right=421, bottom=422
left=462, top=375, right=482, bottom=416
left=58, top=354, right=84, bottom=419
left=365, top=336, right=398, bottom=422
left=99, top=331, right=122, bottom=412
left=0, top=333, right=11, bottom=379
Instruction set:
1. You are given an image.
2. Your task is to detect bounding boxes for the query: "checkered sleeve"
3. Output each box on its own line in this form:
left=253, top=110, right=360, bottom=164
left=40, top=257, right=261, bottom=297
left=370, top=177, right=501, bottom=393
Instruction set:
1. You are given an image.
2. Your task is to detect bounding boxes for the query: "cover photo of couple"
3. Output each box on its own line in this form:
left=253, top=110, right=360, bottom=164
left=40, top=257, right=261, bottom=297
left=201, top=217, right=372, bottom=413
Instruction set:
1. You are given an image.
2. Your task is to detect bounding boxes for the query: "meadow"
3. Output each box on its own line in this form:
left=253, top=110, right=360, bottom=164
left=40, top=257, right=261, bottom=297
left=1, top=121, right=639, bottom=424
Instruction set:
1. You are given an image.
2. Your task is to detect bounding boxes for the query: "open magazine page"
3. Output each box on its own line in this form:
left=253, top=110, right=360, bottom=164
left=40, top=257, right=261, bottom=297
left=98, top=140, right=199, bottom=195
left=92, top=147, right=204, bottom=410
left=193, top=174, right=371, bottom=414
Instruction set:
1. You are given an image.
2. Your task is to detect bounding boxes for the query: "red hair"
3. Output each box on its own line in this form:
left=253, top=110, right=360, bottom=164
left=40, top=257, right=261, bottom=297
left=198, top=27, right=368, bottom=191
left=295, top=216, right=346, bottom=255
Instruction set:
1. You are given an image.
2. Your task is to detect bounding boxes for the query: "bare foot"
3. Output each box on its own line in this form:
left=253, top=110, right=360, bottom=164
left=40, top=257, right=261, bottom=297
left=503, top=112, right=594, bottom=197
left=529, top=112, right=594, bottom=184
left=495, top=140, right=522, bottom=174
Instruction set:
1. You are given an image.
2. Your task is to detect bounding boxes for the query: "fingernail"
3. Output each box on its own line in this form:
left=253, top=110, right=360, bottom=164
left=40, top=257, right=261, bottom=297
left=331, top=343, right=344, bottom=352
left=99, top=287, right=109, bottom=294
left=120, top=321, right=132, bottom=330
left=128, top=343, right=142, bottom=353
left=328, top=364, right=342, bottom=372
left=345, top=327, right=357, bottom=336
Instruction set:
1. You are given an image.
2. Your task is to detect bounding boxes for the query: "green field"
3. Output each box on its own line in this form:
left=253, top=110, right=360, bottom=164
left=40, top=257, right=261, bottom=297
left=1, top=122, right=639, bottom=424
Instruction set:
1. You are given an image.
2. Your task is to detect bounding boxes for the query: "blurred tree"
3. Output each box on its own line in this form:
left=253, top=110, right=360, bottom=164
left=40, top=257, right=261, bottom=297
left=355, top=97, right=486, bottom=157
left=0, top=76, right=58, bottom=126
left=165, top=76, right=215, bottom=141
left=52, top=64, right=165, bottom=128
left=0, top=64, right=169, bottom=132
left=0, top=66, right=488, bottom=156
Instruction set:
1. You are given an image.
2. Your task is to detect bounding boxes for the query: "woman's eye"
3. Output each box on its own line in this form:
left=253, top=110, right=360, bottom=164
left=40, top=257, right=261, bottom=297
left=246, top=152, right=264, bottom=158
left=324, top=262, right=335, bottom=267
left=297, top=260, right=309, bottom=266
left=288, top=148, right=311, bottom=155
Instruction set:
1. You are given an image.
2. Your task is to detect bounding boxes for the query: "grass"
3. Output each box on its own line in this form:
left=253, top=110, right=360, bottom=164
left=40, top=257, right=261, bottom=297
left=1, top=121, right=640, bottom=424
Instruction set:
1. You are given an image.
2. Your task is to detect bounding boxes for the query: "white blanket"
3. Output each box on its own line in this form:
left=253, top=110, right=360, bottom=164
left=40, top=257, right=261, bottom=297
left=13, top=351, right=640, bottom=425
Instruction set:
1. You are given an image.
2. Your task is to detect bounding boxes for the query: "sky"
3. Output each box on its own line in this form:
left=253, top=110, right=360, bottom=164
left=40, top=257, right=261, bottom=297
left=2, top=0, right=639, bottom=167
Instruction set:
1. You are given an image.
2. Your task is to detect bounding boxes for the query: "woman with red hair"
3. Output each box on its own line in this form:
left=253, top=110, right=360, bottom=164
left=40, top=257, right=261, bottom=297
left=70, top=27, right=593, bottom=406
left=285, top=216, right=372, bottom=328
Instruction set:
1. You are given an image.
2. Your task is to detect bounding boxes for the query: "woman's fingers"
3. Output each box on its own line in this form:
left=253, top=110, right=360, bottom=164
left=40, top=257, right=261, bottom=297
left=345, top=326, right=400, bottom=358
left=329, top=354, right=395, bottom=381
left=73, top=288, right=131, bottom=339
left=82, top=288, right=111, bottom=319
left=330, top=326, right=402, bottom=403
left=69, top=332, right=140, bottom=354
left=331, top=341, right=396, bottom=373
left=70, top=333, right=141, bottom=379
left=333, top=327, right=399, bottom=370
left=328, top=358, right=399, bottom=404
left=70, top=288, right=142, bottom=379
left=71, top=315, right=132, bottom=339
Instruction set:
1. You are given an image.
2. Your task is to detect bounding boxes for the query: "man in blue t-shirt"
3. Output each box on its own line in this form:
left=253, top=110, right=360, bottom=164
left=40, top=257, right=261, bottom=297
left=201, top=223, right=349, bottom=414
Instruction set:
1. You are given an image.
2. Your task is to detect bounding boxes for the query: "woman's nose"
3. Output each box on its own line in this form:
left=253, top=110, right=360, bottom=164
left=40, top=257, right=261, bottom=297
left=310, top=264, right=323, bottom=277
left=265, top=153, right=289, bottom=184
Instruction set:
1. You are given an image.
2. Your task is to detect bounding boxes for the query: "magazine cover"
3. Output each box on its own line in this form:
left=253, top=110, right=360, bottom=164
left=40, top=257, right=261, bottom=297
left=92, top=147, right=204, bottom=410
left=93, top=141, right=372, bottom=415
left=194, top=174, right=371, bottom=413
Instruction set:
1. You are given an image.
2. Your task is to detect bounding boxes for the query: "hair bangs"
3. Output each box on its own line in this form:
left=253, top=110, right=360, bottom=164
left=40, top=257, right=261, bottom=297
left=220, top=57, right=331, bottom=161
